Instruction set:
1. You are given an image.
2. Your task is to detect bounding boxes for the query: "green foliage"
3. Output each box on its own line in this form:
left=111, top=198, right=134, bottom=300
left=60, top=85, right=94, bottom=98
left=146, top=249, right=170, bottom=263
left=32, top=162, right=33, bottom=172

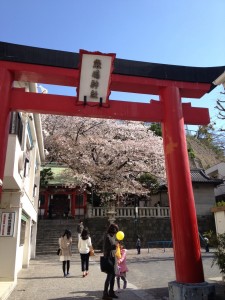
left=216, top=201, right=225, bottom=207
left=149, top=123, right=162, bottom=137
left=195, top=123, right=224, bottom=156
left=186, top=132, right=225, bottom=170
left=137, top=173, right=159, bottom=194
left=40, top=168, right=54, bottom=187
left=195, top=124, right=214, bottom=140
left=212, top=233, right=225, bottom=274
left=188, top=147, right=195, bottom=159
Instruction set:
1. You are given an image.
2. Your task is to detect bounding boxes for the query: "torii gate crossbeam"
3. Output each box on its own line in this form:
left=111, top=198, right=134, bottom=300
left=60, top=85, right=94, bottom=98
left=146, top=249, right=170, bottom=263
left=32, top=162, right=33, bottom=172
left=0, top=42, right=225, bottom=288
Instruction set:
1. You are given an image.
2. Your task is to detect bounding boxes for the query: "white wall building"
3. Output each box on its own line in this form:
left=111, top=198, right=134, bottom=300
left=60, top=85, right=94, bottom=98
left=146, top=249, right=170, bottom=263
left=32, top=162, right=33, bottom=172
left=206, top=162, right=225, bottom=179
left=206, top=162, right=225, bottom=201
left=150, top=169, right=222, bottom=216
left=0, top=82, right=45, bottom=285
left=206, top=163, right=225, bottom=234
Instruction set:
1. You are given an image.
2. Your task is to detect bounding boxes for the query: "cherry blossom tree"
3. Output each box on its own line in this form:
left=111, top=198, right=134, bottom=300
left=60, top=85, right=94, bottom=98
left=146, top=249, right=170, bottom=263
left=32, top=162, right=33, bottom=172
left=42, top=115, right=165, bottom=205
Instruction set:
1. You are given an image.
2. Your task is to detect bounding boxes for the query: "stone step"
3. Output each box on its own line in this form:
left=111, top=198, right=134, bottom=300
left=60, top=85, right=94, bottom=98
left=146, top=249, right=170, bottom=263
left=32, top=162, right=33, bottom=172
left=36, top=218, right=80, bottom=255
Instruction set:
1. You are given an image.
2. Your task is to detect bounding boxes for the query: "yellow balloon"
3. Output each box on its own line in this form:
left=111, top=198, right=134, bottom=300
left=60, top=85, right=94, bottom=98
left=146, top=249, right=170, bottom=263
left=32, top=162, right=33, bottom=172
left=116, top=231, right=125, bottom=241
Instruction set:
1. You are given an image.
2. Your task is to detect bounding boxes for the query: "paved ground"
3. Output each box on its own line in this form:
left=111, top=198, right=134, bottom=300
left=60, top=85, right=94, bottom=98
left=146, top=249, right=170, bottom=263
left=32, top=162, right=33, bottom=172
left=2, top=248, right=225, bottom=300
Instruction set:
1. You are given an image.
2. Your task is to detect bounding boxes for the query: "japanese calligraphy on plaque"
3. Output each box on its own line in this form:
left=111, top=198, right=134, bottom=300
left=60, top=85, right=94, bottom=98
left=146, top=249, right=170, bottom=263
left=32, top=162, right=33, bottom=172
left=77, top=50, right=115, bottom=104
left=0, top=212, right=15, bottom=236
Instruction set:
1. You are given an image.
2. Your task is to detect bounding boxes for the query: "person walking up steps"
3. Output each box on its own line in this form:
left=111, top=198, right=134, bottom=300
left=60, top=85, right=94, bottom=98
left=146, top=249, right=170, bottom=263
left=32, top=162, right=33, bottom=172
left=77, top=219, right=84, bottom=239
left=78, top=228, right=92, bottom=277
left=59, top=229, right=72, bottom=277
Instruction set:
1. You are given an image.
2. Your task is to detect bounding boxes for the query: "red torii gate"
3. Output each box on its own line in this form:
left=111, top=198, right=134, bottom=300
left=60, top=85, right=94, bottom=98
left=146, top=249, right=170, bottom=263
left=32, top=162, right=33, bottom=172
left=0, top=42, right=224, bottom=286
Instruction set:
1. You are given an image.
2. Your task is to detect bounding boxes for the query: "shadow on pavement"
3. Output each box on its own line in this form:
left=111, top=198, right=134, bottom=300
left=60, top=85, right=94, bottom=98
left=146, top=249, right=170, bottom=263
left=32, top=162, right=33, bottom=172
left=47, top=287, right=170, bottom=300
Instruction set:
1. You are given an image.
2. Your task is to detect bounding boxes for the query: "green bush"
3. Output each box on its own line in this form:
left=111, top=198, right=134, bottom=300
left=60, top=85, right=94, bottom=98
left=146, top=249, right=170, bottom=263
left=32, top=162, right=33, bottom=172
left=216, top=201, right=225, bottom=207
left=212, top=233, right=225, bottom=274
left=188, top=147, right=195, bottom=159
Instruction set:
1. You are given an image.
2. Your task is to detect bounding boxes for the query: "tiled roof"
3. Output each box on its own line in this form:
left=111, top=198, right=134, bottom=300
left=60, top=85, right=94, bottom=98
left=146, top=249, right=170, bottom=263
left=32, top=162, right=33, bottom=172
left=191, top=169, right=223, bottom=185
left=159, top=169, right=223, bottom=189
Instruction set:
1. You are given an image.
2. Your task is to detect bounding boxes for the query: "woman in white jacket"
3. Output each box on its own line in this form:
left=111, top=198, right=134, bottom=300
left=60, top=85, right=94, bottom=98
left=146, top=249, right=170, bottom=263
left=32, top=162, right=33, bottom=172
left=78, top=228, right=92, bottom=277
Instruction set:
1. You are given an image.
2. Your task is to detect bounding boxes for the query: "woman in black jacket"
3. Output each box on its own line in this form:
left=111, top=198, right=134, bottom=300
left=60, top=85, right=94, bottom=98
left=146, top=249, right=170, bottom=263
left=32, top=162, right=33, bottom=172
left=102, top=223, right=119, bottom=300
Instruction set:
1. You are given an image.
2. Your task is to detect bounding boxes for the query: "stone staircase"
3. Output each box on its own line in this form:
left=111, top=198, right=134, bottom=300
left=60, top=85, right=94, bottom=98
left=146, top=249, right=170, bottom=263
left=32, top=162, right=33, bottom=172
left=36, top=219, right=79, bottom=255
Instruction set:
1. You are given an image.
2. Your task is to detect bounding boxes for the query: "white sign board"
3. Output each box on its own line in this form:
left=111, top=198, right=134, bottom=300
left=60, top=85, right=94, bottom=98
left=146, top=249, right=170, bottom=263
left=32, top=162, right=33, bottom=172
left=0, top=212, right=15, bottom=236
left=78, top=51, right=115, bottom=104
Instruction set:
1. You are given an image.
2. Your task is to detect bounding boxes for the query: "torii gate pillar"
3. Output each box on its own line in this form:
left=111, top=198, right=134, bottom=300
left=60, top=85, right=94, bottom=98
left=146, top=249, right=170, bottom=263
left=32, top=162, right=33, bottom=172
left=161, top=86, right=215, bottom=298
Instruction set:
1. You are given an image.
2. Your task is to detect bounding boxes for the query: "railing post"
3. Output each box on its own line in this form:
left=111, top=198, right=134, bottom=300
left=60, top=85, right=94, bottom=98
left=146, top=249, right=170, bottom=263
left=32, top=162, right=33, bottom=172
left=157, top=205, right=161, bottom=217
left=88, top=206, right=170, bottom=218
left=87, top=205, right=92, bottom=218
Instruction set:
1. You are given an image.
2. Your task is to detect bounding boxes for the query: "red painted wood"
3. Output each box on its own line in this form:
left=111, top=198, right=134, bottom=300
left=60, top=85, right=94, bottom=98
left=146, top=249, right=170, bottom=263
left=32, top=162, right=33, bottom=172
left=0, top=61, right=211, bottom=98
left=0, top=68, right=13, bottom=200
left=182, top=103, right=210, bottom=125
left=161, top=86, right=204, bottom=283
left=111, top=73, right=211, bottom=98
left=0, top=61, right=79, bottom=86
left=10, top=88, right=209, bottom=125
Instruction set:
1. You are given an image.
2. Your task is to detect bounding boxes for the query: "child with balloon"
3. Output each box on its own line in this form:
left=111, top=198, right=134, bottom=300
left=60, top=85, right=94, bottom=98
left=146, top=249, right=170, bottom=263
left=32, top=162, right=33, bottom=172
left=115, top=231, right=128, bottom=291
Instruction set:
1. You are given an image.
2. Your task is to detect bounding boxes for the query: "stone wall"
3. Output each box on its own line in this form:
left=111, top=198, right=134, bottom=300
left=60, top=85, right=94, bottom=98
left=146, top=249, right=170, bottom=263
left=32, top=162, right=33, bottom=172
left=85, top=215, right=216, bottom=250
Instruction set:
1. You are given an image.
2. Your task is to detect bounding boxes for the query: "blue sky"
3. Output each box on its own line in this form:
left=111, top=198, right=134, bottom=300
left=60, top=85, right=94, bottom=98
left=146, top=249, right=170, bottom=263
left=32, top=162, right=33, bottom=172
left=1, top=0, right=225, bottom=130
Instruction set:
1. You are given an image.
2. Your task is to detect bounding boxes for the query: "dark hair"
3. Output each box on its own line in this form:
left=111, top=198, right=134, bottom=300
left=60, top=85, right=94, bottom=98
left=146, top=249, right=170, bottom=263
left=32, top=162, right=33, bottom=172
left=63, top=229, right=71, bottom=239
left=107, top=223, right=119, bottom=235
left=81, top=228, right=89, bottom=240
left=119, top=241, right=125, bottom=248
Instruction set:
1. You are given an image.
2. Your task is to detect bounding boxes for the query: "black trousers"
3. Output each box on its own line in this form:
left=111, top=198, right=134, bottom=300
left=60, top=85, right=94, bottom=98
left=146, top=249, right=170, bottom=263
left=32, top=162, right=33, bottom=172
left=62, top=260, right=70, bottom=275
left=80, top=253, right=90, bottom=271
left=104, top=272, right=115, bottom=294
